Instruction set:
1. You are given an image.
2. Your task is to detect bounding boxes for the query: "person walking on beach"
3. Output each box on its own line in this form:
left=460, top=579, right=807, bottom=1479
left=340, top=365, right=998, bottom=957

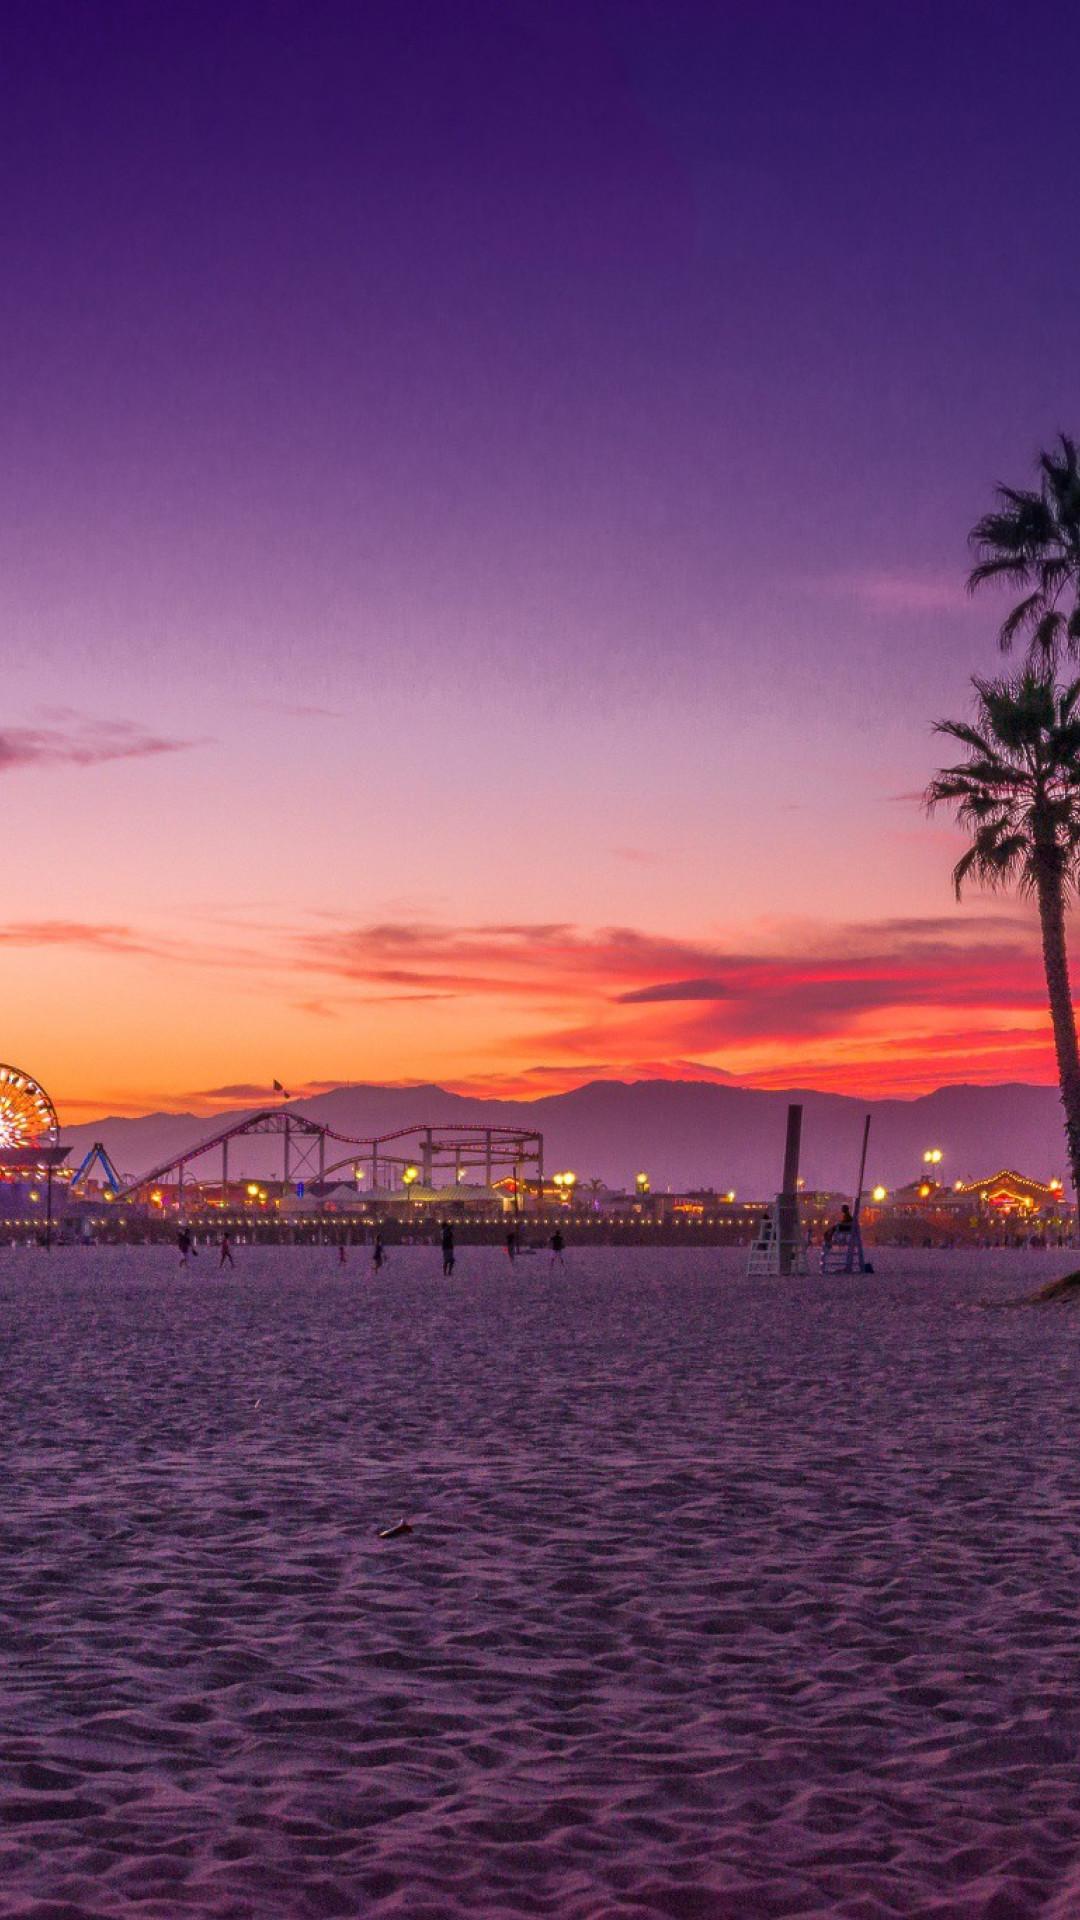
left=550, top=1227, right=565, bottom=1267
left=219, top=1231, right=234, bottom=1271
left=505, top=1226, right=518, bottom=1261
left=177, top=1226, right=195, bottom=1268
left=441, top=1221, right=455, bottom=1276
left=338, top=1242, right=347, bottom=1268
left=372, top=1230, right=385, bottom=1274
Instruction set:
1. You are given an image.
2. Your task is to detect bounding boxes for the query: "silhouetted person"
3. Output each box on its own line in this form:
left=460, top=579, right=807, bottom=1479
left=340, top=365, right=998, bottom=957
left=177, top=1226, right=195, bottom=1268
left=441, top=1221, right=455, bottom=1276
left=372, top=1231, right=385, bottom=1273
left=338, top=1242, right=346, bottom=1267
left=506, top=1227, right=518, bottom=1261
left=219, top=1232, right=234, bottom=1270
left=824, top=1204, right=854, bottom=1248
left=550, top=1227, right=565, bottom=1266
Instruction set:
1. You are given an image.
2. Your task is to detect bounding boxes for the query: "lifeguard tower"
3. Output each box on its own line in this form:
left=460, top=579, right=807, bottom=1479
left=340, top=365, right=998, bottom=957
left=747, top=1104, right=809, bottom=1276
left=819, top=1114, right=873, bottom=1275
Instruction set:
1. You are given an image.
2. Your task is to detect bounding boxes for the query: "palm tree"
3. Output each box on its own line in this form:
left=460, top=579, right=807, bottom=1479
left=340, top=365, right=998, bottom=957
left=927, top=671, right=1080, bottom=1201
left=969, top=434, right=1080, bottom=662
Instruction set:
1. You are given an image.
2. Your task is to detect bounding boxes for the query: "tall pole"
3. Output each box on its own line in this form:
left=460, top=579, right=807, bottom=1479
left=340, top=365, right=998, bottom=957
left=852, top=1114, right=871, bottom=1221
left=222, top=1138, right=229, bottom=1211
left=283, top=1117, right=291, bottom=1192
left=46, top=1160, right=53, bottom=1252
left=485, top=1129, right=492, bottom=1188
left=777, top=1103, right=803, bottom=1277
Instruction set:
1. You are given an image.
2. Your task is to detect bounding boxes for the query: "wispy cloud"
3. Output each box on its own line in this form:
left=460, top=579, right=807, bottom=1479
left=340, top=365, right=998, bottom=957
left=611, top=845, right=667, bottom=867
left=291, top=910, right=1048, bottom=1095
left=6, top=905, right=1055, bottom=1106
left=815, top=569, right=971, bottom=615
left=0, top=918, right=266, bottom=974
left=449, top=1058, right=737, bottom=1096
left=186, top=1078, right=349, bottom=1106
left=0, top=920, right=165, bottom=956
left=190, top=1083, right=278, bottom=1102
left=0, top=717, right=202, bottom=773
left=254, top=700, right=343, bottom=720
left=620, top=977, right=736, bottom=1004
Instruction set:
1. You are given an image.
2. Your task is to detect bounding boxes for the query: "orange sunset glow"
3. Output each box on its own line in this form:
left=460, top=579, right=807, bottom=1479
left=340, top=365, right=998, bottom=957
left=0, top=875, right=1054, bottom=1118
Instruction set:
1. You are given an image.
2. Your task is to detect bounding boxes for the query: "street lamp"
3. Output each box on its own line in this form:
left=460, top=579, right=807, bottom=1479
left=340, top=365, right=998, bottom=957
left=635, top=1171, right=650, bottom=1196
left=923, top=1148, right=943, bottom=1167
left=872, top=1185, right=887, bottom=1203
left=402, top=1165, right=419, bottom=1192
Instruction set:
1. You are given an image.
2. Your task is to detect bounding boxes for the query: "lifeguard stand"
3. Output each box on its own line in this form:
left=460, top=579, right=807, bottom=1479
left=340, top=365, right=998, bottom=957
left=819, top=1214, right=868, bottom=1274
left=747, top=1203, right=808, bottom=1276
left=746, top=1104, right=809, bottom=1277
left=819, top=1114, right=873, bottom=1275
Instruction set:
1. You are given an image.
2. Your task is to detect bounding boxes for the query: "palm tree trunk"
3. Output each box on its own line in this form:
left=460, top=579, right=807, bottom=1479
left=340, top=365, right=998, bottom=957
left=1035, top=859, right=1080, bottom=1219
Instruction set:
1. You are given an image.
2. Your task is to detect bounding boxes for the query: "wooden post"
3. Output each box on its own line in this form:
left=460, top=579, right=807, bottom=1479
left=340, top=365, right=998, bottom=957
left=852, top=1114, right=871, bottom=1221
left=776, top=1103, right=803, bottom=1276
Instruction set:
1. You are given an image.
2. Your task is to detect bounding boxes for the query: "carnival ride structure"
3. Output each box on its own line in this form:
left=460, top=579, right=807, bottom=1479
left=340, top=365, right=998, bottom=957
left=0, top=1064, right=59, bottom=1154
left=114, top=1106, right=545, bottom=1211
left=69, top=1141, right=125, bottom=1197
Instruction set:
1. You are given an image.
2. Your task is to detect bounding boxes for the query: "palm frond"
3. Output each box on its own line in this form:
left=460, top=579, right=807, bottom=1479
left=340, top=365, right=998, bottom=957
left=1032, top=610, right=1066, bottom=664
left=932, top=719, right=995, bottom=756
left=998, top=591, right=1044, bottom=649
left=967, top=556, right=1035, bottom=593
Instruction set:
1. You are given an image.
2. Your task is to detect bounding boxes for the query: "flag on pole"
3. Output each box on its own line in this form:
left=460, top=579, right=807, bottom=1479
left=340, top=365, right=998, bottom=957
left=273, top=1078, right=291, bottom=1099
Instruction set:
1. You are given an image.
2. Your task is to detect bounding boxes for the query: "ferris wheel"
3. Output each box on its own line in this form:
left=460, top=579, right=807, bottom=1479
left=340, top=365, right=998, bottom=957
left=0, top=1064, right=59, bottom=1152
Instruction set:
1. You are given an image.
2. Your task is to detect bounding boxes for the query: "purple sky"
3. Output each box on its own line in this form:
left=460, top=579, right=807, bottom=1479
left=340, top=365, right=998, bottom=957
left=2, top=0, right=1077, bottom=1113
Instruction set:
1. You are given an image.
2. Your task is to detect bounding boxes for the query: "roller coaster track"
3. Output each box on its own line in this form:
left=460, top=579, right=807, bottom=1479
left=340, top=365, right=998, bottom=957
left=115, top=1107, right=543, bottom=1201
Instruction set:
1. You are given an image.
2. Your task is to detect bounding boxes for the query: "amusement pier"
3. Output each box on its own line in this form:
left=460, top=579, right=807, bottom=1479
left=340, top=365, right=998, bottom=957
left=0, top=1063, right=1072, bottom=1250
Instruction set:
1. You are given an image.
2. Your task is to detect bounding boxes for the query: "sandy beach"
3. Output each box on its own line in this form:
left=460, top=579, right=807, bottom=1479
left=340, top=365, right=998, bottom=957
left=3, top=1244, right=1080, bottom=1918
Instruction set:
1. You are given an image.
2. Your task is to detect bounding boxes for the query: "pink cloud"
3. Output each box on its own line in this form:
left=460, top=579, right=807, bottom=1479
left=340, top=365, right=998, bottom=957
left=293, top=912, right=1048, bottom=1094
left=816, top=569, right=971, bottom=615
left=0, top=717, right=202, bottom=772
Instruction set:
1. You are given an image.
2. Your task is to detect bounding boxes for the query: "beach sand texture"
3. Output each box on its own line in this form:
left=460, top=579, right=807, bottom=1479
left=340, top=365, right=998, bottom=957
left=3, top=1244, right=1080, bottom=1919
